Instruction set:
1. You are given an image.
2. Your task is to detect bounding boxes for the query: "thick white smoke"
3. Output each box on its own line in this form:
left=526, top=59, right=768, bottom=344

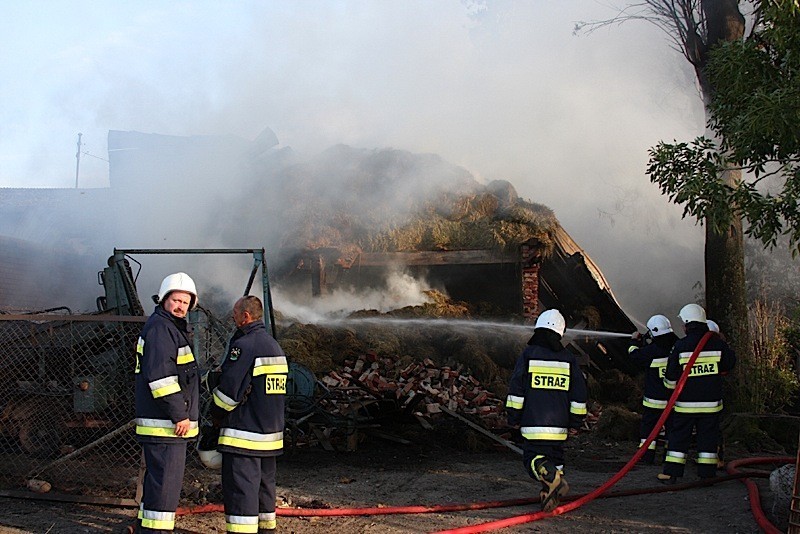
left=274, top=268, right=434, bottom=324
left=0, top=2, right=722, bottom=321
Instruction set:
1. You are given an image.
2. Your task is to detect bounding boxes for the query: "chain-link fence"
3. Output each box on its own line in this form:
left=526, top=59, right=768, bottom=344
left=0, top=309, right=231, bottom=503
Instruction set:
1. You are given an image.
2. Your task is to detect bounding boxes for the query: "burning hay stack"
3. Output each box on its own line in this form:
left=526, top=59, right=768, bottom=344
left=267, top=144, right=559, bottom=275
left=254, top=144, right=635, bottom=449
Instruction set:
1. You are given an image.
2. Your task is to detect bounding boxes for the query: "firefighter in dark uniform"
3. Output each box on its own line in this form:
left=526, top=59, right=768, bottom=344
left=135, top=272, right=200, bottom=532
left=210, top=295, right=288, bottom=534
left=505, top=309, right=587, bottom=512
left=659, top=303, right=735, bottom=483
left=628, top=314, right=679, bottom=464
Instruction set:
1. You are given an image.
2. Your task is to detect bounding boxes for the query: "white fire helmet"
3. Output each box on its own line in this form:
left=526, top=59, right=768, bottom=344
left=646, top=315, right=673, bottom=337
left=678, top=303, right=706, bottom=324
left=197, top=440, right=222, bottom=470
left=535, top=309, right=566, bottom=337
left=707, top=319, right=720, bottom=333
left=157, top=272, right=198, bottom=310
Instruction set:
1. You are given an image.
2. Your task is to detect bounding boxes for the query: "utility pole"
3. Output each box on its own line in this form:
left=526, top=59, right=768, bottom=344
left=75, top=132, right=82, bottom=188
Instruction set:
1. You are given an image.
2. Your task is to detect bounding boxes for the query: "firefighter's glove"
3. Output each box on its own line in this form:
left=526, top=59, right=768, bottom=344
left=506, top=408, right=521, bottom=427
left=210, top=404, right=227, bottom=428
left=204, top=369, right=222, bottom=391
left=199, top=424, right=220, bottom=451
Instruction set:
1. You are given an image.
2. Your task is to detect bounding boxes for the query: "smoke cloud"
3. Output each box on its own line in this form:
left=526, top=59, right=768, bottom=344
left=0, top=2, right=712, bottom=322
left=276, top=268, right=434, bottom=324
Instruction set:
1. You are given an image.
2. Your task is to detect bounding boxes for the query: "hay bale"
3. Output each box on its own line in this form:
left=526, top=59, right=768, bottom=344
left=389, top=290, right=472, bottom=319
left=277, top=323, right=341, bottom=374
left=577, top=306, right=602, bottom=330
left=592, top=369, right=642, bottom=410
left=594, top=405, right=640, bottom=441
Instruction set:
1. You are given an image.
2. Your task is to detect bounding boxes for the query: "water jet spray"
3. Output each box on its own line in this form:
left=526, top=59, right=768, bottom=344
left=287, top=316, right=633, bottom=339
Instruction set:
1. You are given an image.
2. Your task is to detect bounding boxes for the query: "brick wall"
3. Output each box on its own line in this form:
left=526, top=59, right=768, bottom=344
left=520, top=243, right=540, bottom=323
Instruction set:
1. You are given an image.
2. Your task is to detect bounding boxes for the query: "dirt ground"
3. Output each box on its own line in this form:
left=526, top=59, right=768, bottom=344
left=0, top=421, right=788, bottom=534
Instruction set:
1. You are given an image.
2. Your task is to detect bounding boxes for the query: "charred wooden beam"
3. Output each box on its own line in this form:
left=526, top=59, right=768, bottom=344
left=354, top=250, right=518, bottom=267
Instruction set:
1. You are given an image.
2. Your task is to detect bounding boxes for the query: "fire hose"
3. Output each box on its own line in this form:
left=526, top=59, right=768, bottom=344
left=129, top=331, right=790, bottom=533
left=157, top=461, right=785, bottom=534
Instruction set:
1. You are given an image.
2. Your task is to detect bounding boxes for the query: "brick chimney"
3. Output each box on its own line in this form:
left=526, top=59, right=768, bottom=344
left=520, top=242, right=542, bottom=323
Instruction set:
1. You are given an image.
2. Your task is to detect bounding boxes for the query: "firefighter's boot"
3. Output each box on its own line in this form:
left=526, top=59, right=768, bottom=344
left=533, top=457, right=568, bottom=512
left=657, top=472, right=678, bottom=485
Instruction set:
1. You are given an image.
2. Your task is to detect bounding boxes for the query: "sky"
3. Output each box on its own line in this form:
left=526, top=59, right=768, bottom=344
left=0, top=1, right=710, bottom=325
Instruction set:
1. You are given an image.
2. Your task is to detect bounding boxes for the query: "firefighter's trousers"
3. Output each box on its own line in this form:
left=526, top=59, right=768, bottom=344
left=639, top=406, right=670, bottom=463
left=662, top=412, right=719, bottom=479
left=522, top=441, right=565, bottom=481
left=138, top=442, right=187, bottom=532
left=222, top=453, right=277, bottom=533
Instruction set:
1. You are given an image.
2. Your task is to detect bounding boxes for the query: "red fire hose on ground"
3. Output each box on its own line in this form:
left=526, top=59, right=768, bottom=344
left=726, top=456, right=790, bottom=534
left=170, top=469, right=773, bottom=517
left=129, top=332, right=790, bottom=533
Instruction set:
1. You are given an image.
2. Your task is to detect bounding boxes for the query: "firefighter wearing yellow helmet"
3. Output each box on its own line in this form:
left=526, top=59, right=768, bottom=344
left=134, top=272, right=200, bottom=532
left=505, top=309, right=587, bottom=512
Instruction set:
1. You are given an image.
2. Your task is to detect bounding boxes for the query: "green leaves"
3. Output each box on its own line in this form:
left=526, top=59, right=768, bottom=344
left=647, top=1, right=800, bottom=255
left=647, top=137, right=729, bottom=228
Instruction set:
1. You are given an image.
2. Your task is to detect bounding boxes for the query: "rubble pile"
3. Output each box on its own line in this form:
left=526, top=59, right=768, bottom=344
left=276, top=290, right=524, bottom=392
left=286, top=348, right=607, bottom=452
left=276, top=293, right=627, bottom=452
left=320, top=351, right=506, bottom=428
left=284, top=348, right=510, bottom=452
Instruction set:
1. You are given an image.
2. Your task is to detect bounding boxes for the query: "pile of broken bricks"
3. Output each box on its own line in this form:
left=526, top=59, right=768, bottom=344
left=318, top=350, right=506, bottom=429
left=290, top=351, right=601, bottom=452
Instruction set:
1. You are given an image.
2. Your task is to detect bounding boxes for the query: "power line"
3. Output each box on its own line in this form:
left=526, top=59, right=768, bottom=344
left=81, top=150, right=109, bottom=163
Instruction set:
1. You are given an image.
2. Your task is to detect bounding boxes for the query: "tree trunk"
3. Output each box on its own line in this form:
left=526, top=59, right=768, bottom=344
left=704, top=168, right=750, bottom=361
left=699, top=0, right=750, bottom=398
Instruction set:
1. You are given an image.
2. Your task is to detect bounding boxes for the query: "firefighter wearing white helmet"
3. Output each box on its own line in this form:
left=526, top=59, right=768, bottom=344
left=646, top=315, right=673, bottom=336
left=157, top=272, right=198, bottom=310
left=534, top=308, right=566, bottom=336
left=134, top=272, right=200, bottom=532
left=628, top=314, right=678, bottom=464
left=678, top=303, right=706, bottom=324
left=506, top=309, right=586, bottom=512
left=197, top=426, right=222, bottom=470
left=658, top=303, right=736, bottom=484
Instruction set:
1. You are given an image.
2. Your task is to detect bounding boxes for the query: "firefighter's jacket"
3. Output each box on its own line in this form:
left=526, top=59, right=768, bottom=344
left=627, top=332, right=678, bottom=410
left=212, top=320, right=288, bottom=457
left=505, top=341, right=587, bottom=442
left=135, top=306, right=200, bottom=442
left=663, top=322, right=736, bottom=415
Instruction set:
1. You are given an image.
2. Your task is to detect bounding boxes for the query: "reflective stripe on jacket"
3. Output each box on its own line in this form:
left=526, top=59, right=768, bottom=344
left=663, top=322, right=735, bottom=414
left=134, top=306, right=200, bottom=441
left=213, top=320, right=287, bottom=457
left=505, top=343, right=587, bottom=441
